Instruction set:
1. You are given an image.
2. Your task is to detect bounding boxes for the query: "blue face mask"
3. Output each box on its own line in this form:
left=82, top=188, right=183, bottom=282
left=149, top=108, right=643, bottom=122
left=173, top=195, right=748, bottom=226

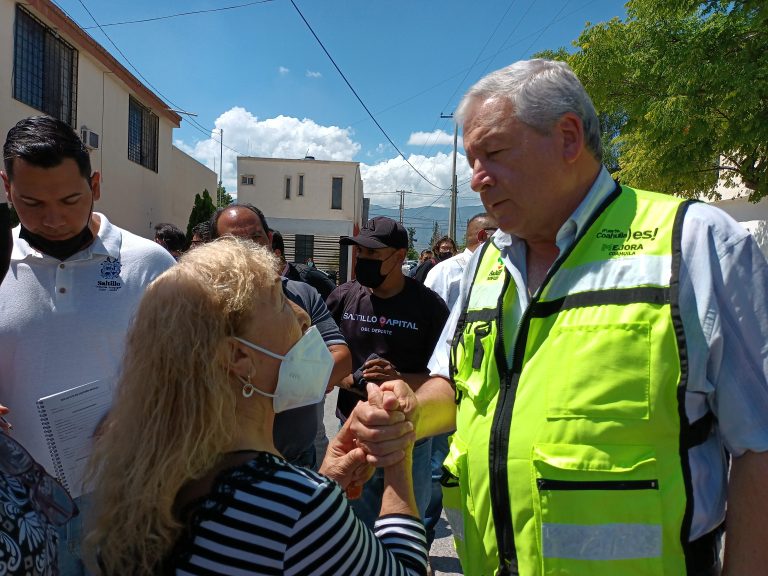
left=234, top=326, right=333, bottom=413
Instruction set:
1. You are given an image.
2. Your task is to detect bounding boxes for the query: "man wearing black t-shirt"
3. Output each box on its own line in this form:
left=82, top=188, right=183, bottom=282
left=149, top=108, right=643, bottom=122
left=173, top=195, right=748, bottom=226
left=327, top=216, right=449, bottom=530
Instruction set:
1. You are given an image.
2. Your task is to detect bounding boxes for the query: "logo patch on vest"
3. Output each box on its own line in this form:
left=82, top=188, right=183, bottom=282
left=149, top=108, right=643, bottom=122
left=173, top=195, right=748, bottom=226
left=486, top=257, right=505, bottom=280
left=97, top=256, right=123, bottom=292
left=597, top=227, right=658, bottom=256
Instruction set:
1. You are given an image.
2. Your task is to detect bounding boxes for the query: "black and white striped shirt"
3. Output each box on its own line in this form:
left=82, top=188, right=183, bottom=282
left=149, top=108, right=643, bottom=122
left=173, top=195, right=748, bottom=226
left=169, top=452, right=427, bottom=575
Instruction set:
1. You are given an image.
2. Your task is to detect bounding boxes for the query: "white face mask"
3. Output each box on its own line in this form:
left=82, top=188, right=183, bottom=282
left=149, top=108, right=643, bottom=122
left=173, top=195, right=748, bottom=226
left=235, top=325, right=333, bottom=413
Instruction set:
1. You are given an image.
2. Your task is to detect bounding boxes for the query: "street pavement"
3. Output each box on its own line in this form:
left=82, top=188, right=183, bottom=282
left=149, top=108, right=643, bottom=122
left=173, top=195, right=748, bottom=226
left=321, top=388, right=463, bottom=575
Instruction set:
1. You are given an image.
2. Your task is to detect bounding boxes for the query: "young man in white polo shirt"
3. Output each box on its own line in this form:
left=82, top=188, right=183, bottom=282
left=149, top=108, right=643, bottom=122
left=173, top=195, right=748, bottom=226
left=0, top=115, right=175, bottom=574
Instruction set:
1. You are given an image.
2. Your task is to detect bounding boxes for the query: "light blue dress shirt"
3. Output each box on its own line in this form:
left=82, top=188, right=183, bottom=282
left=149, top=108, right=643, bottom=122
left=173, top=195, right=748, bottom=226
left=428, top=167, right=768, bottom=539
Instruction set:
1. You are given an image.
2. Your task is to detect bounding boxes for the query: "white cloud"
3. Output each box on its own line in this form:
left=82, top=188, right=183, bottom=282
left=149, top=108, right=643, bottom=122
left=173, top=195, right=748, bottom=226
left=278, top=66, right=290, bottom=75
left=305, top=70, right=322, bottom=78
left=360, top=152, right=473, bottom=210
left=174, top=107, right=476, bottom=210
left=407, top=129, right=454, bottom=146
left=175, top=107, right=361, bottom=194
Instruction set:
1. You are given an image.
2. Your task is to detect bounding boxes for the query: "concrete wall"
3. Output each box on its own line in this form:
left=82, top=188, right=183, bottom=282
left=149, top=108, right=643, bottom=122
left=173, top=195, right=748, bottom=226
left=0, top=0, right=216, bottom=239
left=709, top=168, right=768, bottom=257
left=237, top=156, right=364, bottom=280
left=237, top=157, right=363, bottom=226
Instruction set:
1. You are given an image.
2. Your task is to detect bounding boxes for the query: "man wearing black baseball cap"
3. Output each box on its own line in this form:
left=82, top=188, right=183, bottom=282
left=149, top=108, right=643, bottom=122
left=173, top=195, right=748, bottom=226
left=328, top=216, right=450, bottom=532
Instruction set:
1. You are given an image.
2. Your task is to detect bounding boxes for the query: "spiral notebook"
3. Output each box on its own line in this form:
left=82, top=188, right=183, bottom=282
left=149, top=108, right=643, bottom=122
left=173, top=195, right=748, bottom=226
left=36, top=380, right=112, bottom=499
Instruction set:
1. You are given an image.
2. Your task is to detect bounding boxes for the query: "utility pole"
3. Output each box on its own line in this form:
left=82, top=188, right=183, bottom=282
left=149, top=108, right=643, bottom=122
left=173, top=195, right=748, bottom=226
left=441, top=113, right=458, bottom=240
left=397, top=189, right=411, bottom=225
left=218, top=128, right=224, bottom=207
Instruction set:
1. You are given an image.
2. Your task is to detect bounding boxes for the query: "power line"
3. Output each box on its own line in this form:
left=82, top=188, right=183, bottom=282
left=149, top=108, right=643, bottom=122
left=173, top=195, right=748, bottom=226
left=289, top=0, right=449, bottom=192
left=439, top=0, right=518, bottom=116
left=518, top=0, right=574, bottom=58
left=72, top=0, right=248, bottom=162
left=470, top=0, right=538, bottom=83
left=81, top=1, right=274, bottom=29
left=409, top=0, right=518, bottom=169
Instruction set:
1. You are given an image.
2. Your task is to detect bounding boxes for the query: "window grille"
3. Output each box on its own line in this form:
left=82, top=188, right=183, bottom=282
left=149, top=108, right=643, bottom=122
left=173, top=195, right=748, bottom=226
left=128, top=96, right=159, bottom=172
left=13, top=5, right=78, bottom=127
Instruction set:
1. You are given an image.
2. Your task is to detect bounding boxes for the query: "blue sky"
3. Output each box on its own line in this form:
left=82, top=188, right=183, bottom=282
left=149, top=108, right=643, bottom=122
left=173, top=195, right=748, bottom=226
left=55, top=0, right=627, bottom=210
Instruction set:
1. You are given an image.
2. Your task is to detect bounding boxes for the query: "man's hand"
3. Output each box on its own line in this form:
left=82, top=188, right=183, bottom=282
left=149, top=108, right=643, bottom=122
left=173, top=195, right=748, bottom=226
left=362, top=358, right=401, bottom=382
left=350, top=380, right=418, bottom=467
left=722, top=450, right=768, bottom=574
left=319, top=413, right=375, bottom=490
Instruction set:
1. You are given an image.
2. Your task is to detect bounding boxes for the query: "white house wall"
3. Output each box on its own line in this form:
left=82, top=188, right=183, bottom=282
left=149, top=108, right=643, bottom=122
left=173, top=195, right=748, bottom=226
left=710, top=164, right=768, bottom=257
left=237, top=156, right=364, bottom=280
left=0, top=0, right=216, bottom=239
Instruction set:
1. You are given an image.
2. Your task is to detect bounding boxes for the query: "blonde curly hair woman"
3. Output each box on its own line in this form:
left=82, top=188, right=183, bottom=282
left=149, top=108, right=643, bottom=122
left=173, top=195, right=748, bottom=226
left=85, top=237, right=426, bottom=575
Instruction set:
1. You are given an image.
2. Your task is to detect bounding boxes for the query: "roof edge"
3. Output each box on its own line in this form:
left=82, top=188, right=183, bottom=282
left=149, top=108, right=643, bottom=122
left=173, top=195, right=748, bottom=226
left=26, top=0, right=182, bottom=126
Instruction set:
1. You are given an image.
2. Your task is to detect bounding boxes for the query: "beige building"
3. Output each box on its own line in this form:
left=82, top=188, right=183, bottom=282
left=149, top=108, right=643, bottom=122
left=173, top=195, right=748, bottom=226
left=237, top=156, right=364, bottom=282
left=0, top=0, right=216, bottom=238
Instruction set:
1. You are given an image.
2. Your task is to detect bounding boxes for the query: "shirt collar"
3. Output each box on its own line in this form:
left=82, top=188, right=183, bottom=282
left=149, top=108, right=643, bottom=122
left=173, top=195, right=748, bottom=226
left=11, top=212, right=120, bottom=262
left=554, top=166, right=616, bottom=253
left=491, top=166, right=616, bottom=255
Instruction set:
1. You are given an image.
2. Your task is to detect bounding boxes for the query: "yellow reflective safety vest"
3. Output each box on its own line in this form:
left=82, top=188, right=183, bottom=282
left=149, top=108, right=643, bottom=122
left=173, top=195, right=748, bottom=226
left=444, top=185, right=712, bottom=576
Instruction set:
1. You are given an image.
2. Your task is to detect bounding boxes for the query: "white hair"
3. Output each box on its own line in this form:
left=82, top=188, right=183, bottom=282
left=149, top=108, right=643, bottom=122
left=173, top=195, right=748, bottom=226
left=456, top=59, right=602, bottom=161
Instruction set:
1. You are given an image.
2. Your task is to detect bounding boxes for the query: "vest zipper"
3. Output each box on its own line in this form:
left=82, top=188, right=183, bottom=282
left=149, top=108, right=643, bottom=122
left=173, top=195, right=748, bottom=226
left=537, top=478, right=659, bottom=491
left=489, top=270, right=520, bottom=575
left=487, top=183, right=625, bottom=575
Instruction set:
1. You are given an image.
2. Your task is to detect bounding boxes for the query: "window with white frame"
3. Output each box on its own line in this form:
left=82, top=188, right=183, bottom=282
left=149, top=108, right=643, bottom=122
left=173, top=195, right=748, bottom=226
left=241, top=175, right=254, bottom=185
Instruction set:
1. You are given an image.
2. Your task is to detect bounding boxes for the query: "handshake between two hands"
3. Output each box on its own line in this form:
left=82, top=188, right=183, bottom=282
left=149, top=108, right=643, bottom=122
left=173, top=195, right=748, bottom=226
left=319, top=380, right=418, bottom=497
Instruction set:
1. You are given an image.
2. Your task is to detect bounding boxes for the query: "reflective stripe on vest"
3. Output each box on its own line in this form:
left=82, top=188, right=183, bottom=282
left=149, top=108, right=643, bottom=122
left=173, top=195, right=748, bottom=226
left=445, top=185, right=700, bottom=576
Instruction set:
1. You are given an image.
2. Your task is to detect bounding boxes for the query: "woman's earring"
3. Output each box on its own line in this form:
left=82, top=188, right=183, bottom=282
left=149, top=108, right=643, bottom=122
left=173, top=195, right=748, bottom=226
left=242, top=372, right=256, bottom=398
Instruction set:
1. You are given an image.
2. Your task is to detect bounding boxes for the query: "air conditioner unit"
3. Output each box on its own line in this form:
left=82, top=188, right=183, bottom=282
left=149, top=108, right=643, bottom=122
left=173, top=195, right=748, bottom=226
left=80, top=127, right=100, bottom=150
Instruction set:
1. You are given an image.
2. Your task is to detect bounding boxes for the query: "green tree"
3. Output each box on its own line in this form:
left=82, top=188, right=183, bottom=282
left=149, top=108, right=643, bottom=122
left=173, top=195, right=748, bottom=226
left=536, top=47, right=627, bottom=176
left=216, top=184, right=234, bottom=208
left=186, top=188, right=217, bottom=240
left=429, top=220, right=442, bottom=249
left=406, top=227, right=418, bottom=260
left=562, top=0, right=768, bottom=201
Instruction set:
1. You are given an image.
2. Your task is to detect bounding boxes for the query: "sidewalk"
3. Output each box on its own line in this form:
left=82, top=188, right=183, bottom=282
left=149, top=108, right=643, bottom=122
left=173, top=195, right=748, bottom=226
left=321, top=389, right=463, bottom=575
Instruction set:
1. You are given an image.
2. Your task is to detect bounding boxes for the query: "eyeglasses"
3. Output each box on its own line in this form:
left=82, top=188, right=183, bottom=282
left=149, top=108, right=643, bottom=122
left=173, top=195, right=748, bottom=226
left=0, top=432, right=78, bottom=526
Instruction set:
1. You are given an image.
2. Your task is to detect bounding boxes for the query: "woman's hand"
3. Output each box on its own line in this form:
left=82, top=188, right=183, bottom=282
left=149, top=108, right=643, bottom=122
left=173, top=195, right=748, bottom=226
left=319, top=414, right=375, bottom=490
left=350, top=380, right=418, bottom=467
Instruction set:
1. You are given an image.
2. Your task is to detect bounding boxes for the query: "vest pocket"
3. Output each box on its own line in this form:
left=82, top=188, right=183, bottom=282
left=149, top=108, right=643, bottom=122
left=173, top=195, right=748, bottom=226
left=441, top=435, right=487, bottom=572
left=453, top=320, right=495, bottom=408
left=532, top=443, right=664, bottom=575
left=542, top=322, right=651, bottom=420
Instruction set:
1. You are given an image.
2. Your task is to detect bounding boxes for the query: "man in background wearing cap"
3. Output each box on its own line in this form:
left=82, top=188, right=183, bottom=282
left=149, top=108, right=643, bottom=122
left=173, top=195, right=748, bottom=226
left=327, top=216, right=450, bottom=533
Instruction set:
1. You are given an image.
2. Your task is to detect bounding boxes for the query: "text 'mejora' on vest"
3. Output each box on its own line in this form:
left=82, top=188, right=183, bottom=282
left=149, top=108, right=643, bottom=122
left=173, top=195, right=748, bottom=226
left=445, top=184, right=713, bottom=576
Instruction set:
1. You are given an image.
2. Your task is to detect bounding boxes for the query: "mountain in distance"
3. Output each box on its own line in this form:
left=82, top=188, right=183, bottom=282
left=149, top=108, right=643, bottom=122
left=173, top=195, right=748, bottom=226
left=367, top=202, right=486, bottom=252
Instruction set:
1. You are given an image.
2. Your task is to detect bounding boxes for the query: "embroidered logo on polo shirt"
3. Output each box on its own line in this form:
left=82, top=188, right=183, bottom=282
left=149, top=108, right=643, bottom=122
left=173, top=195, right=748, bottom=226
left=97, top=256, right=123, bottom=292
